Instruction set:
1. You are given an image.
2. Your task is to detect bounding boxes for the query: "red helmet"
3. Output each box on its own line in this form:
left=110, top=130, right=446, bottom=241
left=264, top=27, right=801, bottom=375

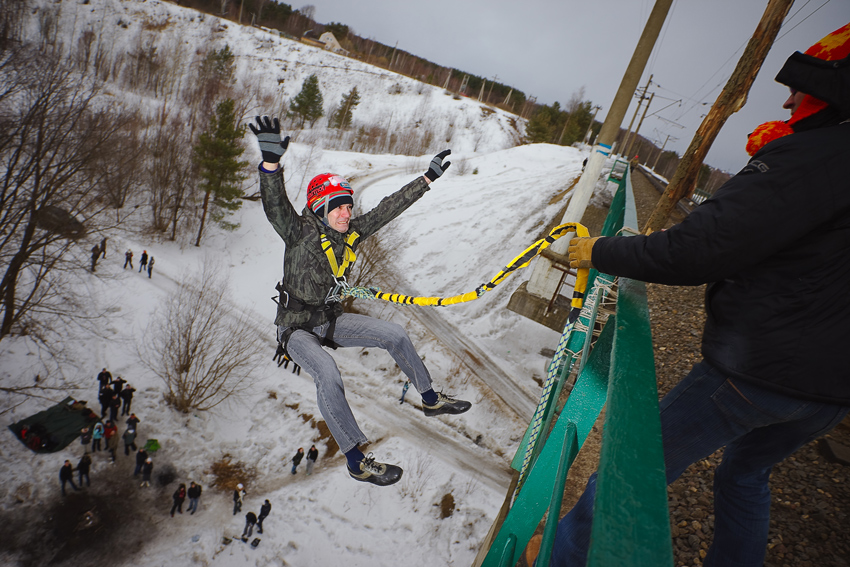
left=307, top=173, right=353, bottom=216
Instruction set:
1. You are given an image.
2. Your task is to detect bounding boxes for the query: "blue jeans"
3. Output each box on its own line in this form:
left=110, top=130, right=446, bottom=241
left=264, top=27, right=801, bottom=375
left=187, top=497, right=198, bottom=513
left=281, top=313, right=432, bottom=453
left=551, top=360, right=849, bottom=567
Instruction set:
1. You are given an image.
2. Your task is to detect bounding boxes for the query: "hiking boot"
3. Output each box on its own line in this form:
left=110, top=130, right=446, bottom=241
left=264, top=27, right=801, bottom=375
left=423, top=392, right=472, bottom=417
left=347, top=453, right=403, bottom=486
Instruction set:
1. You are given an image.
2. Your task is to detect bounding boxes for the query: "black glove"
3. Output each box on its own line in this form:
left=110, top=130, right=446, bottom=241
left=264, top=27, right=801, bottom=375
left=424, top=149, right=452, bottom=182
left=249, top=116, right=290, bottom=164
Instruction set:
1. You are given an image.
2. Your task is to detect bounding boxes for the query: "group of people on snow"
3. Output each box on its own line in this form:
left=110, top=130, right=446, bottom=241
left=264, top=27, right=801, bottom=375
left=289, top=445, right=319, bottom=475
left=121, top=248, right=155, bottom=278
left=233, top=483, right=273, bottom=541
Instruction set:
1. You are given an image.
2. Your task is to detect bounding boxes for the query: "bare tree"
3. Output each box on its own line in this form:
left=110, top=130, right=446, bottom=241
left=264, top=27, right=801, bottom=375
left=146, top=109, right=198, bottom=239
left=140, top=260, right=264, bottom=412
left=0, top=46, right=132, bottom=342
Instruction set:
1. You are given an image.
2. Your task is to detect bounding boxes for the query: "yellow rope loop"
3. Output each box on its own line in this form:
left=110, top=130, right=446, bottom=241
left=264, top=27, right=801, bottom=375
left=340, top=223, right=591, bottom=311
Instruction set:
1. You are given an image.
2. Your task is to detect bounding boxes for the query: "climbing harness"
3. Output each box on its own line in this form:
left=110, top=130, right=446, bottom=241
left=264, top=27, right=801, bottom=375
left=336, top=222, right=590, bottom=311
left=321, top=231, right=360, bottom=279
left=272, top=230, right=362, bottom=360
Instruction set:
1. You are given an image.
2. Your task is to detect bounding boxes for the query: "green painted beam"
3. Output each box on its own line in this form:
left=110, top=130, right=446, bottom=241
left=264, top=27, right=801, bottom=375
left=538, top=422, right=579, bottom=567
left=587, top=278, right=673, bottom=567
left=480, top=321, right=615, bottom=567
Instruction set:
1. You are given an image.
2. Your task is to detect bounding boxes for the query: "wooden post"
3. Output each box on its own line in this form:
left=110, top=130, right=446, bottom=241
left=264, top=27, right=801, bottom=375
left=642, top=0, right=794, bottom=234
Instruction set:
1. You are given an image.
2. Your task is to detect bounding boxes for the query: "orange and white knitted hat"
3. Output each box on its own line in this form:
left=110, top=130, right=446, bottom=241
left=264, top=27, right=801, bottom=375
left=746, top=22, right=850, bottom=156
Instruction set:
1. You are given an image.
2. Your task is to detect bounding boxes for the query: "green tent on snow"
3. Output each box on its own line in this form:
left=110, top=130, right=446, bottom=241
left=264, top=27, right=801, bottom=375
left=8, top=396, right=101, bottom=453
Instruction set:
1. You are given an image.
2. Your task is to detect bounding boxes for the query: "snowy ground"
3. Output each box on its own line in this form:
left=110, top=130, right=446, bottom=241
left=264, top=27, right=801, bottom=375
left=0, top=1, right=621, bottom=565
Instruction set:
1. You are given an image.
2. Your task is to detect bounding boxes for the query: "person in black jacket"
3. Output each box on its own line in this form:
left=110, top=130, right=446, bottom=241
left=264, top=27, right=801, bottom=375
left=257, top=499, right=272, bottom=534
left=59, top=460, right=79, bottom=495
left=170, top=483, right=186, bottom=517
left=133, top=448, right=148, bottom=477
left=233, top=483, right=246, bottom=515
left=140, top=458, right=153, bottom=488
left=555, top=25, right=850, bottom=567
left=290, top=447, right=303, bottom=475
left=77, top=454, right=92, bottom=487
left=97, top=368, right=112, bottom=391
left=120, top=384, right=135, bottom=415
left=242, top=511, right=257, bottom=540
left=305, top=445, right=319, bottom=476
left=98, top=385, right=113, bottom=418
left=187, top=482, right=202, bottom=515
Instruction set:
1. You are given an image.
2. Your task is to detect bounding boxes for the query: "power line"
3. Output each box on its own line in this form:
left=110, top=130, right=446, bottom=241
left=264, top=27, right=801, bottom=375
left=776, top=0, right=831, bottom=42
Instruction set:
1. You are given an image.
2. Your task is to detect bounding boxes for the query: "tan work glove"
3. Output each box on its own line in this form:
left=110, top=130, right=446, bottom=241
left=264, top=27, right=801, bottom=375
left=568, top=236, right=601, bottom=269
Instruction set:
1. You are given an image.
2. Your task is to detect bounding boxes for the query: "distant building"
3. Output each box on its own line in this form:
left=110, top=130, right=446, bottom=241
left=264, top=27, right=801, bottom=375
left=318, top=31, right=349, bottom=56
left=300, top=29, right=349, bottom=56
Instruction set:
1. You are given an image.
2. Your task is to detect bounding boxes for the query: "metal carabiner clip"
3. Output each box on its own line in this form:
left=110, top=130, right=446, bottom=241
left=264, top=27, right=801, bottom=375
left=325, top=277, right=349, bottom=304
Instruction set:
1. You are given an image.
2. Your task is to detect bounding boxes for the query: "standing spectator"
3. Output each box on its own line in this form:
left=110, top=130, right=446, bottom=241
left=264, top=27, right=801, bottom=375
left=187, top=482, right=202, bottom=515
left=170, top=483, right=186, bottom=517
left=140, top=457, right=154, bottom=487
left=233, top=483, right=246, bottom=515
left=122, top=427, right=137, bottom=456
left=98, top=385, right=113, bottom=418
left=134, top=448, right=148, bottom=477
left=120, top=384, right=136, bottom=416
left=257, top=499, right=272, bottom=534
left=242, top=511, right=257, bottom=540
left=91, top=422, right=104, bottom=452
left=78, top=454, right=92, bottom=487
left=90, top=244, right=100, bottom=272
left=80, top=427, right=92, bottom=453
left=126, top=413, right=141, bottom=432
left=104, top=420, right=118, bottom=463
left=306, top=445, right=319, bottom=476
left=138, top=250, right=148, bottom=273
left=123, top=249, right=133, bottom=269
left=291, top=447, right=304, bottom=475
left=59, top=460, right=79, bottom=495
left=111, top=376, right=126, bottom=396
left=147, top=256, right=155, bottom=279
left=96, top=368, right=112, bottom=391
left=108, top=394, right=121, bottom=422
left=99, top=236, right=108, bottom=259
left=399, top=380, right=410, bottom=404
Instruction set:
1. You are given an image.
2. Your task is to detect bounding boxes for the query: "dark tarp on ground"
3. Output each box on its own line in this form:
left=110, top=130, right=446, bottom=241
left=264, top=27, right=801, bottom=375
left=8, top=396, right=101, bottom=453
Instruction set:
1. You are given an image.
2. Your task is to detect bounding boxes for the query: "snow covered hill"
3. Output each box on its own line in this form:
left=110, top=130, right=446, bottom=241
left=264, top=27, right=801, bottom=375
left=0, top=2, right=608, bottom=566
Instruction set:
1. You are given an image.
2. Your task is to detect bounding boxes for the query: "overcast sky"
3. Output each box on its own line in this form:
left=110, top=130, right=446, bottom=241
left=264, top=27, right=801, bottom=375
left=306, top=0, right=849, bottom=173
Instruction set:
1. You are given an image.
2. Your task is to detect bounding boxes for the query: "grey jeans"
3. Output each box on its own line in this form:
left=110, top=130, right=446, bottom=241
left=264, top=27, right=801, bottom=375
left=279, top=313, right=432, bottom=453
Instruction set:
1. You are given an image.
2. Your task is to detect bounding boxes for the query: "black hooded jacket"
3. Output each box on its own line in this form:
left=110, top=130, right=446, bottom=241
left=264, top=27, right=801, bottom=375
left=593, top=120, right=850, bottom=404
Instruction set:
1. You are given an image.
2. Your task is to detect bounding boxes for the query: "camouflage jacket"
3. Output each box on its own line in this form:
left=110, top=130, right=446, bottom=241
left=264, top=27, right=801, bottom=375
left=259, top=167, right=429, bottom=328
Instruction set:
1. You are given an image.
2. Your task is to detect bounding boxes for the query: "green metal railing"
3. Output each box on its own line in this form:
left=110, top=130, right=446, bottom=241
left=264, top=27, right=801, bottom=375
left=476, top=167, right=672, bottom=567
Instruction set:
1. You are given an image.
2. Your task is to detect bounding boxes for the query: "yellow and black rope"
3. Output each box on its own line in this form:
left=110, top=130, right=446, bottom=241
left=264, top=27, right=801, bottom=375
left=340, top=223, right=590, bottom=311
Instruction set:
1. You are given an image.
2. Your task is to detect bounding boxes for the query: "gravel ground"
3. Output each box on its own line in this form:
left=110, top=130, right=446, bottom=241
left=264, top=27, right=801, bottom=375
left=629, top=170, right=850, bottom=567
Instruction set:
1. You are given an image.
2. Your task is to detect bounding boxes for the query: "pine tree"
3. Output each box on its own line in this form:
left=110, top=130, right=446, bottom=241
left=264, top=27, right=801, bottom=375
left=525, top=106, right=556, bottom=144
left=289, top=74, right=324, bottom=128
left=192, top=98, right=249, bottom=246
left=329, top=86, right=360, bottom=130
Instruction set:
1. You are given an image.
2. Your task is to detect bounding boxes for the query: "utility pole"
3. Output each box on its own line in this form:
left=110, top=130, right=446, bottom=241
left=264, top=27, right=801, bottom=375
left=625, top=90, right=655, bottom=157
left=487, top=75, right=498, bottom=104
left=511, top=0, right=674, bottom=330
left=652, top=133, right=671, bottom=169
left=621, top=75, right=652, bottom=157
left=478, top=80, right=485, bottom=102
left=503, top=88, right=513, bottom=107
left=643, top=0, right=794, bottom=234
left=442, top=69, right=452, bottom=90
